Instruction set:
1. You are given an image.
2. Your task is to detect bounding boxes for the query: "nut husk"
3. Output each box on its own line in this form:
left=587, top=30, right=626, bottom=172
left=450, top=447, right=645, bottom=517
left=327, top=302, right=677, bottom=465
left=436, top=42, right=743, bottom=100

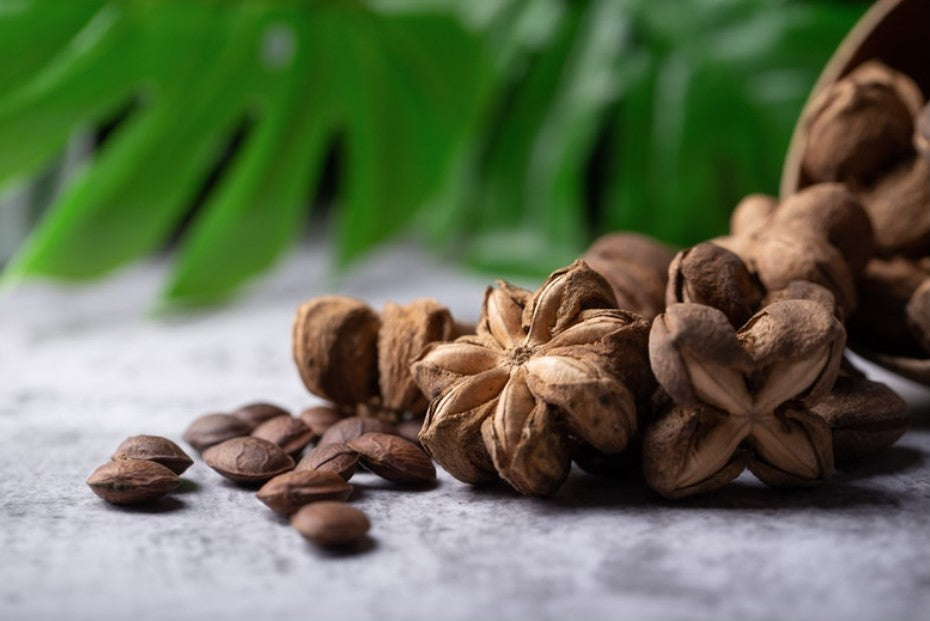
left=802, top=61, right=920, bottom=184
left=810, top=373, right=907, bottom=463
left=666, top=242, right=762, bottom=328
left=583, top=233, right=675, bottom=319
left=86, top=460, right=180, bottom=505
left=291, top=501, right=370, bottom=547
left=111, top=435, right=193, bottom=475
left=256, top=470, right=353, bottom=516
left=202, top=437, right=294, bottom=483
left=292, top=296, right=381, bottom=406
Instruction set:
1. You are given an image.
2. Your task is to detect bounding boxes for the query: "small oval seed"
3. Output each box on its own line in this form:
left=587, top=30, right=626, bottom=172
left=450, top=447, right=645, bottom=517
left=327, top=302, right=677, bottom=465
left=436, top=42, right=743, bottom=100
left=86, top=460, right=179, bottom=505
left=233, top=402, right=291, bottom=428
left=203, top=437, right=294, bottom=483
left=257, top=470, right=353, bottom=516
left=251, top=415, right=315, bottom=455
left=112, top=435, right=193, bottom=475
left=348, top=432, right=436, bottom=484
left=295, top=442, right=359, bottom=481
left=298, top=406, right=344, bottom=439
left=318, top=416, right=398, bottom=447
left=291, top=501, right=370, bottom=547
left=183, top=413, right=251, bottom=452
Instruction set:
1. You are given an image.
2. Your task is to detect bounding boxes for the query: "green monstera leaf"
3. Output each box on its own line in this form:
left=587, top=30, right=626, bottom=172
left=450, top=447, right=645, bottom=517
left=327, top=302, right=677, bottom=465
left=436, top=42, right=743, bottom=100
left=0, top=0, right=492, bottom=305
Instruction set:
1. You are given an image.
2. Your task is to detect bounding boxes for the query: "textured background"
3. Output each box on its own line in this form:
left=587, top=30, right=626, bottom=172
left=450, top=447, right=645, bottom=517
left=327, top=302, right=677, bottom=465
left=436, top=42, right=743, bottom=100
left=2, top=241, right=929, bottom=621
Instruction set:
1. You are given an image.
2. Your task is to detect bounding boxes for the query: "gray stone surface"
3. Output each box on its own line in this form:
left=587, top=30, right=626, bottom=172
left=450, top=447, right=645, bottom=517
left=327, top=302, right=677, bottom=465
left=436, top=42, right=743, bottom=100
left=1, top=241, right=929, bottom=621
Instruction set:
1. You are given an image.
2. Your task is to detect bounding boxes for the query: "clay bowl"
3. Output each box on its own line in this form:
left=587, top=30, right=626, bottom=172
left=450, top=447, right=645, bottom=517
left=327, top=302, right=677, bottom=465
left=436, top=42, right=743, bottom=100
left=780, top=0, right=930, bottom=384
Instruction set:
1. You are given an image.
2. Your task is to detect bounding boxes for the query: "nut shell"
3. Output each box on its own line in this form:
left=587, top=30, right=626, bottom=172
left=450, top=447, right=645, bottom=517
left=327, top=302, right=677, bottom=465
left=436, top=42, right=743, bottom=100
left=86, top=460, right=180, bottom=505
left=256, top=470, right=353, bottom=516
left=251, top=415, right=315, bottom=455
left=292, top=296, right=381, bottom=407
left=111, top=435, right=193, bottom=475
left=232, top=402, right=290, bottom=428
left=348, top=432, right=436, bottom=484
left=295, top=442, right=360, bottom=481
left=183, top=413, right=251, bottom=453
left=291, top=502, right=370, bottom=547
left=202, top=437, right=294, bottom=483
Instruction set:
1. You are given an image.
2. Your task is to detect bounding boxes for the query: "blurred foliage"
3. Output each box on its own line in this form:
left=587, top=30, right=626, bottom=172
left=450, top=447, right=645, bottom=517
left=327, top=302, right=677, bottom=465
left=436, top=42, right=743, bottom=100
left=0, top=0, right=865, bottom=305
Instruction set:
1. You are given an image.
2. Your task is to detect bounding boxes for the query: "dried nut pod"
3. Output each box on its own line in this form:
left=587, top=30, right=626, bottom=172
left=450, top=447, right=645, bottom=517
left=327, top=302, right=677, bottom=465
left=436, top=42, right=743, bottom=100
left=729, top=194, right=778, bottom=237
left=295, top=442, right=360, bottom=481
left=251, top=415, right=315, bottom=455
left=917, top=103, right=930, bottom=159
left=377, top=299, right=456, bottom=419
left=850, top=257, right=929, bottom=356
left=666, top=243, right=762, bottom=327
left=318, top=416, right=398, bottom=447
left=649, top=304, right=755, bottom=409
left=292, top=296, right=381, bottom=407
left=906, top=278, right=930, bottom=353
left=111, top=435, right=193, bottom=475
left=859, top=157, right=930, bottom=257
left=202, top=437, right=294, bottom=483
left=412, top=260, right=653, bottom=495
left=396, top=419, right=423, bottom=446
left=810, top=374, right=907, bottom=463
left=750, top=231, right=856, bottom=315
left=583, top=233, right=675, bottom=319
left=232, top=402, right=290, bottom=428
left=256, top=470, right=353, bottom=516
left=86, top=460, right=180, bottom=505
left=298, top=406, right=344, bottom=439
left=182, top=413, right=251, bottom=452
left=291, top=501, right=370, bottom=547
left=771, top=183, right=874, bottom=275
left=763, top=281, right=839, bottom=320
left=348, top=432, right=436, bottom=484
left=802, top=61, right=920, bottom=184
left=644, top=300, right=844, bottom=498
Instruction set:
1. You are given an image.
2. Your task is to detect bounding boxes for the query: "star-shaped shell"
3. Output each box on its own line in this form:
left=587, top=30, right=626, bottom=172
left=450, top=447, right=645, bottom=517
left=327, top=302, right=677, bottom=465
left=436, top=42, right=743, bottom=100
left=644, top=300, right=845, bottom=499
left=411, top=260, right=653, bottom=495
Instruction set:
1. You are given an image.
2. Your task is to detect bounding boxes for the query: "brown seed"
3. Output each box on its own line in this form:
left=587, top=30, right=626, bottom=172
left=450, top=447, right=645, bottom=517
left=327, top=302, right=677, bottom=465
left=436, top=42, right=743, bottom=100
left=202, top=437, right=294, bottom=483
left=318, top=416, right=398, bottom=447
left=290, top=501, right=370, bottom=547
left=256, top=470, right=353, bottom=516
left=251, top=415, right=315, bottom=455
left=232, top=402, right=290, bottom=428
left=182, top=413, right=251, bottom=452
left=86, top=460, right=180, bottom=505
left=298, top=405, right=344, bottom=440
left=111, top=435, right=193, bottom=475
left=396, top=419, right=423, bottom=446
left=295, top=443, right=359, bottom=481
left=348, top=432, right=436, bottom=484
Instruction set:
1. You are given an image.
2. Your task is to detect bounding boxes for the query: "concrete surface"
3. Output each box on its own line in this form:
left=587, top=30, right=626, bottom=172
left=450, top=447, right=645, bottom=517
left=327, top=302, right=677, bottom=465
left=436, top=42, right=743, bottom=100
left=1, top=241, right=929, bottom=621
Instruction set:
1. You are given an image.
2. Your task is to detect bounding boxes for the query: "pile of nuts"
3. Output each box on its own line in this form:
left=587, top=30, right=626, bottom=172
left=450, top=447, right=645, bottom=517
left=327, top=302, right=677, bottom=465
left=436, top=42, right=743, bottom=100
left=799, top=62, right=930, bottom=371
left=87, top=58, right=923, bottom=538
left=87, top=402, right=435, bottom=548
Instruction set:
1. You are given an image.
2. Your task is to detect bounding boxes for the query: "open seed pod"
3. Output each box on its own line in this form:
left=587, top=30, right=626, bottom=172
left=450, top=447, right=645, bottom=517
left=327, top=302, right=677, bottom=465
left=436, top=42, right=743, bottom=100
left=412, top=261, right=654, bottom=495
left=645, top=300, right=846, bottom=499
